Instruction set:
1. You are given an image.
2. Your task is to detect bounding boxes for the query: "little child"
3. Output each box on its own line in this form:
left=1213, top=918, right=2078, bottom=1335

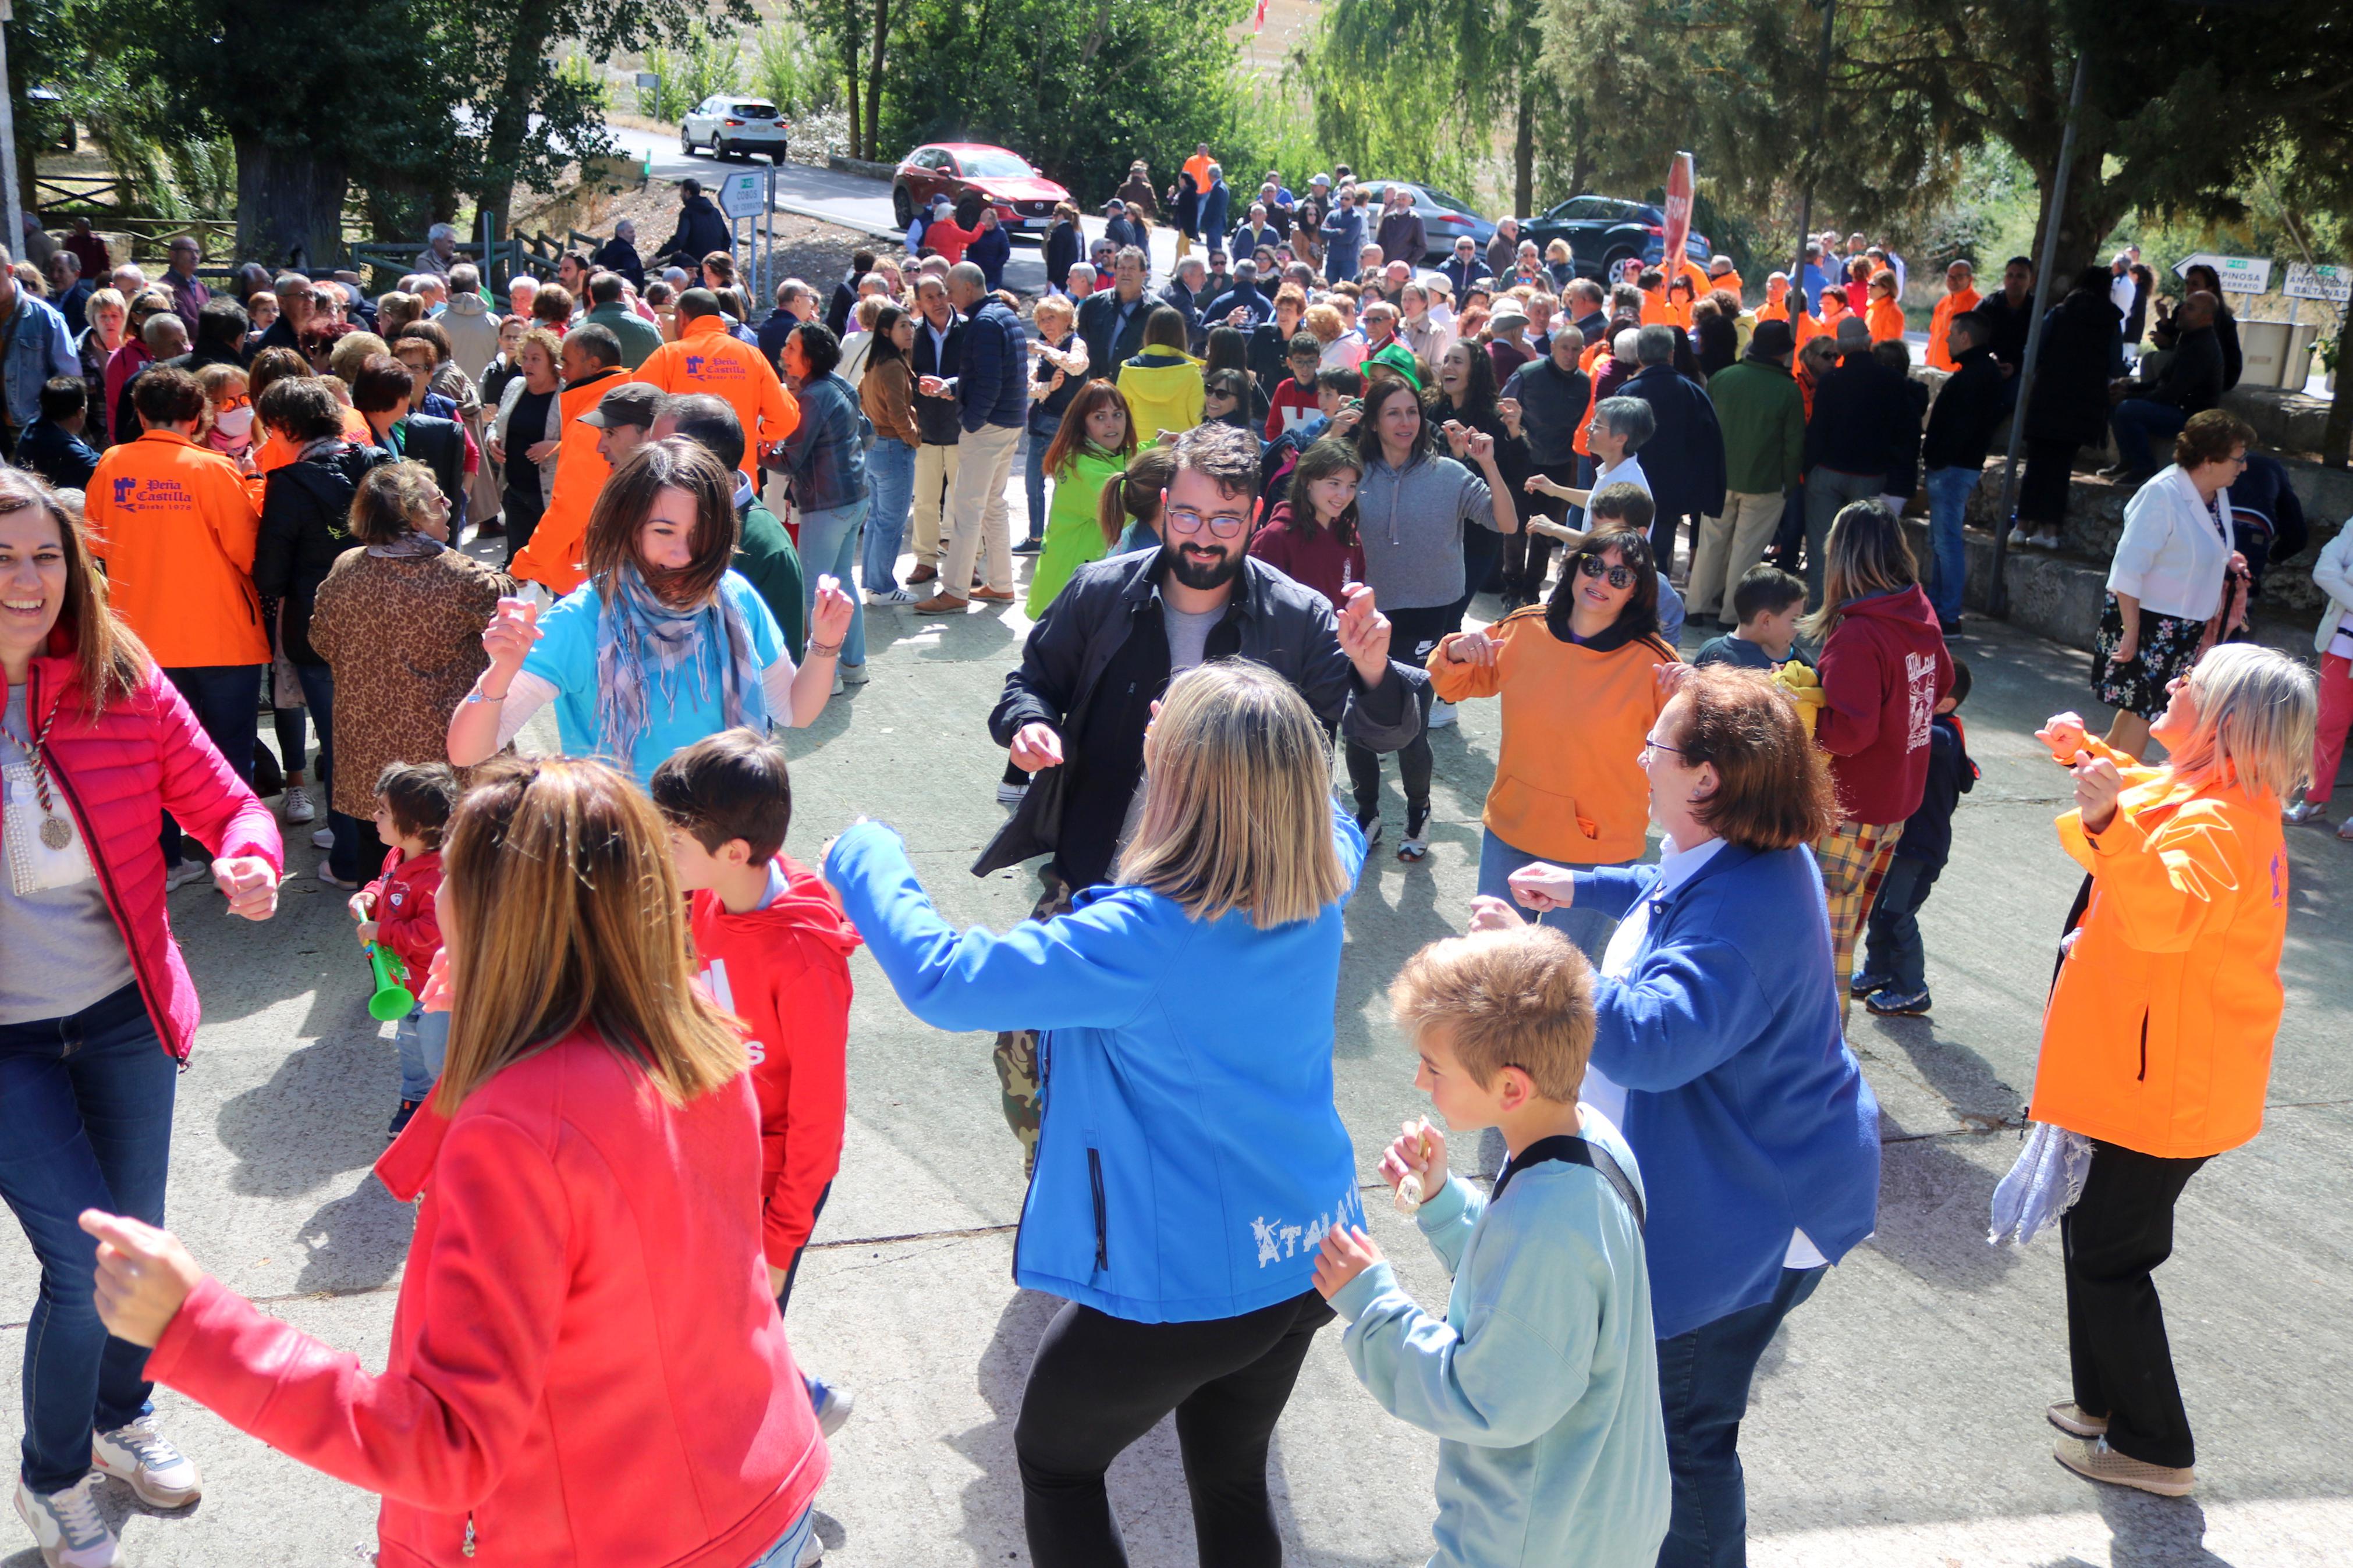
left=1855, top=657, right=1978, bottom=1015
left=1265, top=333, right=1324, bottom=437
left=197, top=363, right=255, bottom=467
left=1312, top=925, right=1669, bottom=1568
left=349, top=762, right=457, bottom=1137
left=651, top=727, right=863, bottom=1436
left=1695, top=564, right=1811, bottom=670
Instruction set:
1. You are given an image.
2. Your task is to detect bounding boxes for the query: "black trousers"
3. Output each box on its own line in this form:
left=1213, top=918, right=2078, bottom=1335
left=1016, top=1288, right=1333, bottom=1568
left=2019, top=439, right=2078, bottom=527
left=1345, top=605, right=1446, bottom=823
left=2063, top=1140, right=2209, bottom=1468
left=1502, top=457, right=1580, bottom=602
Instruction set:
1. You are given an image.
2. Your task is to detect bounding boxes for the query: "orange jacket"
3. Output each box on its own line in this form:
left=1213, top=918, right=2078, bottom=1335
left=254, top=407, right=372, bottom=476
left=633, top=315, right=798, bottom=480
left=507, top=368, right=627, bottom=595
left=2031, top=744, right=2291, bottom=1159
left=1705, top=269, right=1743, bottom=304
left=1428, top=609, right=1678, bottom=864
left=1866, top=296, right=1907, bottom=345
left=1926, top=286, right=1981, bottom=372
left=1755, top=291, right=1790, bottom=324
left=85, top=430, right=268, bottom=667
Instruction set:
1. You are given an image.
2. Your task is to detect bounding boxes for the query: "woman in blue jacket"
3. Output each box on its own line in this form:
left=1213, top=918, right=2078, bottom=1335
left=1474, top=662, right=1880, bottom=1568
left=828, top=660, right=1365, bottom=1568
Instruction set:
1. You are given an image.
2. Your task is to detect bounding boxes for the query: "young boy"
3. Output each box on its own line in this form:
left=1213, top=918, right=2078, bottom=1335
left=1855, top=657, right=1978, bottom=1015
left=348, top=762, right=458, bottom=1138
left=1312, top=926, right=1669, bottom=1568
left=1265, top=332, right=1325, bottom=437
left=1695, top=564, right=1811, bottom=670
left=650, top=727, right=863, bottom=1434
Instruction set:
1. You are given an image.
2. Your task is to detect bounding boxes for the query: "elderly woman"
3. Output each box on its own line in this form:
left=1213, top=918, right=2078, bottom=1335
left=2095, top=409, right=2254, bottom=759
left=309, top=461, right=516, bottom=867
left=489, top=326, right=565, bottom=563
left=74, top=287, right=127, bottom=446
left=2026, top=643, right=2315, bottom=1496
left=1472, top=661, right=1880, bottom=1568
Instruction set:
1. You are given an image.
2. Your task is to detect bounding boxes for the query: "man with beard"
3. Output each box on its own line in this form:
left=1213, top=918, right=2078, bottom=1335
left=972, top=422, right=1427, bottom=1171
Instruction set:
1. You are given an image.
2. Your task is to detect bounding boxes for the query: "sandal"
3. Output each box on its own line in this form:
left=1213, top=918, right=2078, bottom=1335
left=1397, top=806, right=1430, bottom=862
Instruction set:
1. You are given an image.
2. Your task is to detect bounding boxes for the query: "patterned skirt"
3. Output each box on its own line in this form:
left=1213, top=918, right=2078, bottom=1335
left=2092, top=595, right=2206, bottom=720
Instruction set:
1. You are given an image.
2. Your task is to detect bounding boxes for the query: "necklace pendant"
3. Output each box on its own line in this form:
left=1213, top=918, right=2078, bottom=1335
left=38, top=814, right=74, bottom=851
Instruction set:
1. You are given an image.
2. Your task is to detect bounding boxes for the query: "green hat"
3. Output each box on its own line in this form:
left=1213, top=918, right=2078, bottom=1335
left=1369, top=341, right=1423, bottom=390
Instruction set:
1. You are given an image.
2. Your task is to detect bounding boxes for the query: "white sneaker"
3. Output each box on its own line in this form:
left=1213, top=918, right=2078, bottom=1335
left=995, top=781, right=1028, bottom=808
left=282, top=783, right=317, bottom=824
left=162, top=861, right=208, bottom=893
left=1426, top=700, right=1458, bottom=729
left=13, top=1474, right=118, bottom=1568
left=839, top=661, right=870, bottom=686
left=867, top=585, right=915, bottom=606
left=317, top=864, right=359, bottom=890
left=93, top=1415, right=202, bottom=1508
left=312, top=826, right=335, bottom=851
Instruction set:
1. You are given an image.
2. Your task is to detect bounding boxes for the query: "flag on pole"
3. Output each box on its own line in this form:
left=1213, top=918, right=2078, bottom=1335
left=1661, top=151, right=1695, bottom=274
left=1252, top=0, right=1268, bottom=32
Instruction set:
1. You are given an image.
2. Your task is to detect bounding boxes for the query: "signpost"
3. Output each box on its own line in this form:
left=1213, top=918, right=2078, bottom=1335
left=2283, top=262, right=2350, bottom=305
left=717, top=168, right=778, bottom=314
left=1661, top=151, right=1694, bottom=278
left=2172, top=253, right=2271, bottom=295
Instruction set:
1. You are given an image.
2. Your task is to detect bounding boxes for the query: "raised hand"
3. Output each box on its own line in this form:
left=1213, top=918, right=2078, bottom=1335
left=481, top=596, right=542, bottom=680
left=2034, top=712, right=2088, bottom=764
left=2071, top=751, right=2125, bottom=834
left=1506, top=861, right=1578, bottom=912
left=1465, top=429, right=1496, bottom=465
left=1378, top=1117, right=1448, bottom=1208
left=1010, top=722, right=1066, bottom=773
left=1335, top=584, right=1393, bottom=682
left=807, top=575, right=854, bottom=649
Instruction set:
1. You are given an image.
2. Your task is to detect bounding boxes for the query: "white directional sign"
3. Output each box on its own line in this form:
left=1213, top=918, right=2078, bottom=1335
left=2282, top=262, right=2350, bottom=304
left=2171, top=253, right=2270, bottom=294
left=718, top=170, right=769, bottom=221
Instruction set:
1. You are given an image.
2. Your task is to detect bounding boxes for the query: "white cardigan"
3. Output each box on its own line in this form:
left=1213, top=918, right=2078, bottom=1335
left=2311, top=524, right=2353, bottom=655
left=2108, top=465, right=2233, bottom=623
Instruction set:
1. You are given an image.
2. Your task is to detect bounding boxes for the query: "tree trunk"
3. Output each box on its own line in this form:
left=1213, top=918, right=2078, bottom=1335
left=473, top=0, right=562, bottom=257
left=1513, top=78, right=1535, bottom=218
left=2323, top=314, right=2353, bottom=468
left=235, top=134, right=349, bottom=271
left=841, top=15, right=864, bottom=162
left=867, top=0, right=892, bottom=161
left=2029, top=126, right=2121, bottom=284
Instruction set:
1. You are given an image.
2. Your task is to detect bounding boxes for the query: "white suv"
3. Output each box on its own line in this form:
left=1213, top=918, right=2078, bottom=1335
left=682, top=98, right=789, bottom=162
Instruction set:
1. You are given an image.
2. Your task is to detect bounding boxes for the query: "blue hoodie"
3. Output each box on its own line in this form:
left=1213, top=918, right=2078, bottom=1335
left=825, top=810, right=1368, bottom=1322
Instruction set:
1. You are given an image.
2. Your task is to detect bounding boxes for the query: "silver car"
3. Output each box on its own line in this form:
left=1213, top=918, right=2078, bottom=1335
left=682, top=98, right=789, bottom=162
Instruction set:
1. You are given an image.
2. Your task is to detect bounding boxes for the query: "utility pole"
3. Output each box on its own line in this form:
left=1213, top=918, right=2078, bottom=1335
left=1791, top=0, right=1834, bottom=316
left=0, top=1, right=26, bottom=272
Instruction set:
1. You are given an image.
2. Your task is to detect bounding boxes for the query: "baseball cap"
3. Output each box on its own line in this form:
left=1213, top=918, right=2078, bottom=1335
left=577, top=382, right=661, bottom=430
left=1309, top=173, right=1330, bottom=187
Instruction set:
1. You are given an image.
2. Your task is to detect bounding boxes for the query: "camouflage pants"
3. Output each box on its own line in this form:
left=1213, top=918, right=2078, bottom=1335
left=993, top=874, right=1073, bottom=1177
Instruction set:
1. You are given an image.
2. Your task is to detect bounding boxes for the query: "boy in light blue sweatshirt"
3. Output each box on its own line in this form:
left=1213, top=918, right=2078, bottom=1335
left=1314, top=925, right=1670, bottom=1568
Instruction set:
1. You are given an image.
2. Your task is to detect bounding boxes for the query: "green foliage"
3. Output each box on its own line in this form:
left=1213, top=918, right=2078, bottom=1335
left=751, top=20, right=835, bottom=116
left=557, top=53, right=609, bottom=115
left=642, top=23, right=747, bottom=122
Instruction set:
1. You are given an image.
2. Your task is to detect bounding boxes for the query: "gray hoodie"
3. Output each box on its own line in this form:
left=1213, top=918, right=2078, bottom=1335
left=1356, top=450, right=1499, bottom=611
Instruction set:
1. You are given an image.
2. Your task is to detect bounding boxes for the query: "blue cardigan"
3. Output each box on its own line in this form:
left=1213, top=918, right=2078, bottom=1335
left=1575, top=843, right=1881, bottom=1339
left=826, top=812, right=1367, bottom=1324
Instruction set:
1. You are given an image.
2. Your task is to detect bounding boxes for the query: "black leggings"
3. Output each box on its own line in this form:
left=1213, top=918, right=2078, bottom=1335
left=1344, top=604, right=1448, bottom=822
left=1016, top=1289, right=1333, bottom=1568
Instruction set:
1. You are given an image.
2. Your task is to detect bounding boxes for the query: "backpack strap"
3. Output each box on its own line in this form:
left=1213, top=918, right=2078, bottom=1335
left=1490, top=1134, right=1644, bottom=1232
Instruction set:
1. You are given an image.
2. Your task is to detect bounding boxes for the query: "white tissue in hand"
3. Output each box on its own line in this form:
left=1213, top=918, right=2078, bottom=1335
left=1394, top=1172, right=1424, bottom=1214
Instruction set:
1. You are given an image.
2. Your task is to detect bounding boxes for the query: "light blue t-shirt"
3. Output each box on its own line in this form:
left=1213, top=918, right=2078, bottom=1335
left=521, top=571, right=785, bottom=785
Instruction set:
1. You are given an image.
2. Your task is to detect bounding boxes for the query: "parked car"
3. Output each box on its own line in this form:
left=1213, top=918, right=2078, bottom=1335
left=1354, top=180, right=1495, bottom=266
left=682, top=98, right=790, bottom=162
left=1518, top=195, right=1710, bottom=282
left=891, top=144, right=1071, bottom=246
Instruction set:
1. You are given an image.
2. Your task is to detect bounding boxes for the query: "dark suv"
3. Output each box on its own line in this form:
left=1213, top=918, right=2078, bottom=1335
left=1518, top=195, right=1710, bottom=282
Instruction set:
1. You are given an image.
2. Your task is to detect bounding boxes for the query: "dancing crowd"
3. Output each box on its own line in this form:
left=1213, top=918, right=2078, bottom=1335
left=0, top=169, right=2338, bottom=1568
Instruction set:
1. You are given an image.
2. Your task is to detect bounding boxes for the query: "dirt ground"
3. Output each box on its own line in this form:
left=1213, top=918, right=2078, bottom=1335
left=519, top=175, right=872, bottom=298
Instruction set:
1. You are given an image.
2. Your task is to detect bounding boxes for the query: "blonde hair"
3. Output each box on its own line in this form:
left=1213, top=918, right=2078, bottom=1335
left=1801, top=500, right=1917, bottom=642
left=1389, top=926, right=1596, bottom=1100
left=328, top=330, right=391, bottom=385
left=2164, top=642, right=2317, bottom=802
left=434, top=757, right=748, bottom=1111
left=1118, top=662, right=1347, bottom=929
left=1303, top=302, right=1343, bottom=344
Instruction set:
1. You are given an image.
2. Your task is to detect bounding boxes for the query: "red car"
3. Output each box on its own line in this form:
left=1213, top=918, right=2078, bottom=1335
left=891, top=143, right=1070, bottom=246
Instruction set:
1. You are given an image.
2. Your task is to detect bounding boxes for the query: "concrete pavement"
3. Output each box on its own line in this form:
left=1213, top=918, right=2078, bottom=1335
left=4, top=527, right=2350, bottom=1565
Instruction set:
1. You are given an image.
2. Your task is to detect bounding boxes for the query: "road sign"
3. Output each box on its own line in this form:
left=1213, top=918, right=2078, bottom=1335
left=1661, top=152, right=1694, bottom=272
left=636, top=72, right=659, bottom=91
left=2282, top=262, right=2350, bottom=305
left=2171, top=253, right=2270, bottom=294
left=717, top=170, right=768, bottom=220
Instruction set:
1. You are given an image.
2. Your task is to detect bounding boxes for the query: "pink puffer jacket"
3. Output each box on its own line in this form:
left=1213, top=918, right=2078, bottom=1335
left=16, top=629, right=282, bottom=1058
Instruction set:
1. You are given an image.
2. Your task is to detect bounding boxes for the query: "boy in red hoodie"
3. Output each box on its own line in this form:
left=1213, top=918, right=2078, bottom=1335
left=652, top=727, right=863, bottom=1437
left=347, top=763, right=459, bottom=1139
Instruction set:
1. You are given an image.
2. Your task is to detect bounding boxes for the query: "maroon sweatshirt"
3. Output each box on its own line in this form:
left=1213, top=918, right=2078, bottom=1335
left=1813, top=584, right=1953, bottom=826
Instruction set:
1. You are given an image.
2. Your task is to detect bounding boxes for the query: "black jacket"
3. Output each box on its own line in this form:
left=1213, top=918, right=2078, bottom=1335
left=17, top=419, right=101, bottom=489
left=658, top=195, right=732, bottom=268
left=1882, top=376, right=1930, bottom=498
left=1203, top=283, right=1273, bottom=332
left=1623, top=363, right=1727, bottom=520
left=2024, top=287, right=2120, bottom=447
left=2226, top=450, right=2308, bottom=586
left=253, top=442, right=390, bottom=664
left=1804, top=355, right=1913, bottom=479
left=2143, top=325, right=2224, bottom=415
left=1893, top=714, right=1976, bottom=871
left=1247, top=319, right=1293, bottom=399
left=1499, top=355, right=1590, bottom=469
left=1076, top=289, right=1154, bottom=385
left=386, top=413, right=469, bottom=522
left=978, top=550, right=1426, bottom=879
left=1158, top=280, right=1205, bottom=354
left=1044, top=221, right=1082, bottom=292
left=1975, top=289, right=2037, bottom=375
left=1439, top=256, right=1489, bottom=298
left=825, top=277, right=857, bottom=339
left=910, top=311, right=966, bottom=446
left=591, top=237, right=645, bottom=291
left=1922, top=344, right=2005, bottom=472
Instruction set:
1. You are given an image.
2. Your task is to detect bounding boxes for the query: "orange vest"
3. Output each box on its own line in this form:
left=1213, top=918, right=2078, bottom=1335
left=1926, top=286, right=1981, bottom=372
left=633, top=316, right=798, bottom=479
left=1705, top=269, right=1744, bottom=304
left=84, top=431, right=269, bottom=667
left=2031, top=751, right=2291, bottom=1158
left=1866, top=296, right=1907, bottom=344
left=1755, top=293, right=1791, bottom=324
left=506, top=371, right=625, bottom=596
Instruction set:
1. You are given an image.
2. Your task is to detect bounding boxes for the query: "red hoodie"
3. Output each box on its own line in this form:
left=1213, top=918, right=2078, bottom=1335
left=1813, top=584, right=1953, bottom=826
left=691, top=856, right=863, bottom=1267
left=363, top=847, right=444, bottom=978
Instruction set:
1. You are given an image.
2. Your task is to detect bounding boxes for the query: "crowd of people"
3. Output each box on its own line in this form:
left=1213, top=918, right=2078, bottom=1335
left=0, top=165, right=2337, bottom=1568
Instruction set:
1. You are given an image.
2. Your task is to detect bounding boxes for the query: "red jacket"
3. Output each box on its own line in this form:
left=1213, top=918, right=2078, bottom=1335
left=691, top=858, right=861, bottom=1266
left=19, top=632, right=282, bottom=1059
left=364, top=847, right=444, bottom=978
left=1813, top=584, right=1953, bottom=826
left=145, top=1030, right=827, bottom=1568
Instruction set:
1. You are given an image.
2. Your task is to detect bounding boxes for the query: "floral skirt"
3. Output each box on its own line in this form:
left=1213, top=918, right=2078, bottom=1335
left=2092, top=595, right=2205, bottom=720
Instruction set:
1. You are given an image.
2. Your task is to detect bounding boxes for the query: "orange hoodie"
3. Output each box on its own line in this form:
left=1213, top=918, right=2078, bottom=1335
left=506, top=368, right=625, bottom=596
left=1866, top=296, right=1907, bottom=345
left=633, top=314, right=799, bottom=481
left=2031, top=744, right=2291, bottom=1159
left=84, top=430, right=268, bottom=666
left=1926, top=286, right=1981, bottom=372
left=1428, top=607, right=1679, bottom=863
left=690, top=856, right=863, bottom=1267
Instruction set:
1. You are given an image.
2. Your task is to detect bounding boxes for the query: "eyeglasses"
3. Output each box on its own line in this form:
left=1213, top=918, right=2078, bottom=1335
left=1165, top=507, right=1249, bottom=540
left=1639, top=733, right=1688, bottom=763
left=1577, top=555, right=1636, bottom=590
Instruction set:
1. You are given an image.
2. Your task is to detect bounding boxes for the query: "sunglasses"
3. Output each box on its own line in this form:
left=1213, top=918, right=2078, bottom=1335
left=1166, top=507, right=1248, bottom=540
left=1577, top=555, right=1637, bottom=590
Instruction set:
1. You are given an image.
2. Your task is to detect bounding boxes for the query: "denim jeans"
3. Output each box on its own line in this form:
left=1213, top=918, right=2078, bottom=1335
left=158, top=664, right=262, bottom=869
left=798, top=493, right=871, bottom=667
left=0, top=984, right=177, bottom=1492
left=2111, top=399, right=2188, bottom=479
left=1801, top=467, right=1886, bottom=607
left=1023, top=413, right=1060, bottom=545
left=1474, top=829, right=1630, bottom=964
left=1859, top=854, right=1940, bottom=993
left=394, top=1005, right=450, bottom=1103
left=864, top=436, right=917, bottom=592
left=292, top=662, right=363, bottom=884
left=1922, top=465, right=1979, bottom=622
left=1655, top=1265, right=1827, bottom=1568
left=744, top=1507, right=817, bottom=1567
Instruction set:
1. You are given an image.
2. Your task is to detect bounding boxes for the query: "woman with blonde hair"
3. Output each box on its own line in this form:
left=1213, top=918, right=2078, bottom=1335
left=80, top=755, right=832, bottom=1568
left=2023, top=643, right=2315, bottom=1498
left=826, top=659, right=1368, bottom=1568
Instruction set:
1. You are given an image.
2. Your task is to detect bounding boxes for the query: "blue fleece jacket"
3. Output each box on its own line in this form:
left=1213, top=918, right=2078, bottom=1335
left=1330, top=1111, right=1670, bottom=1568
left=825, top=810, right=1367, bottom=1322
left=1573, top=842, right=1881, bottom=1338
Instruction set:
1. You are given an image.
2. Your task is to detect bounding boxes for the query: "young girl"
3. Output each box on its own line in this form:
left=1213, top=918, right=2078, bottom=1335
left=1027, top=380, right=1135, bottom=616
left=349, top=761, right=459, bottom=1137
left=1199, top=369, right=1256, bottom=435
left=1099, top=445, right=1177, bottom=557
left=197, top=364, right=255, bottom=468
left=1248, top=435, right=1365, bottom=610
left=82, top=756, right=831, bottom=1568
